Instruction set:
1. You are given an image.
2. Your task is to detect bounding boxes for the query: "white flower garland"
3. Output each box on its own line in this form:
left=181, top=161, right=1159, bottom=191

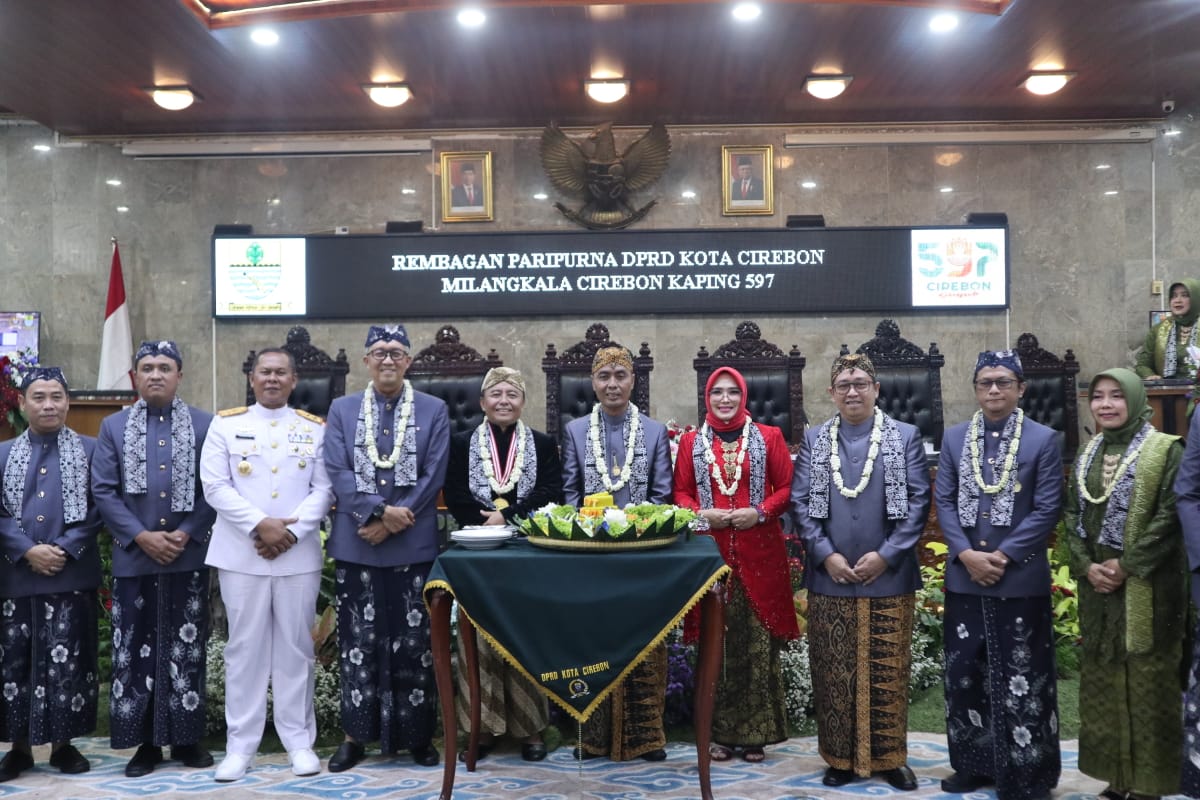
left=830, top=407, right=884, bottom=498
left=589, top=403, right=640, bottom=492
left=700, top=418, right=753, bottom=496
left=1076, top=431, right=1152, bottom=505
left=477, top=419, right=528, bottom=495
left=969, top=409, right=1023, bottom=494
left=362, top=379, right=412, bottom=469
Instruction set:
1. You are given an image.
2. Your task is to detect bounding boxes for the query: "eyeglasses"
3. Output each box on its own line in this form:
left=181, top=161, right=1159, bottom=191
left=974, top=378, right=1017, bottom=390
left=708, top=389, right=743, bottom=398
left=368, top=349, right=410, bottom=362
left=832, top=381, right=874, bottom=395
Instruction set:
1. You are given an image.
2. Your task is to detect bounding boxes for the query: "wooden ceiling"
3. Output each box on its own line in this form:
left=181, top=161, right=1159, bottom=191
left=0, top=0, right=1194, bottom=139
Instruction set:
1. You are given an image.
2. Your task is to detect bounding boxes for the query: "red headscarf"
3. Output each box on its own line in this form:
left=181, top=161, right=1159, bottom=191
left=704, top=366, right=749, bottom=433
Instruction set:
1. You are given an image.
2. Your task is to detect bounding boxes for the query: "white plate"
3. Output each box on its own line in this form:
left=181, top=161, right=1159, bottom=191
left=458, top=525, right=513, bottom=533
left=451, top=529, right=512, bottom=550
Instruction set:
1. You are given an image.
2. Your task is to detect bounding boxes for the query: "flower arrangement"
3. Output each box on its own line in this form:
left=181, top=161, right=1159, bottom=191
left=0, top=347, right=38, bottom=433
left=664, top=419, right=697, bottom=466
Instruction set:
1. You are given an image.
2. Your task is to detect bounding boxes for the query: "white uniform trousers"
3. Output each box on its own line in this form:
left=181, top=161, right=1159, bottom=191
left=218, top=570, right=321, bottom=756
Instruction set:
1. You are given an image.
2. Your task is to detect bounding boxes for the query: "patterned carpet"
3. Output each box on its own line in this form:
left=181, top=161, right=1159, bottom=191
left=0, top=734, right=1125, bottom=799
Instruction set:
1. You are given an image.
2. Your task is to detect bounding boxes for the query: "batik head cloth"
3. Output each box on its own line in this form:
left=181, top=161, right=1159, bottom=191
left=365, top=324, right=410, bottom=349
left=480, top=366, right=526, bottom=396
left=974, top=349, right=1023, bottom=380
left=591, top=346, right=633, bottom=375
left=830, top=352, right=876, bottom=386
left=20, top=366, right=68, bottom=392
left=135, top=339, right=182, bottom=368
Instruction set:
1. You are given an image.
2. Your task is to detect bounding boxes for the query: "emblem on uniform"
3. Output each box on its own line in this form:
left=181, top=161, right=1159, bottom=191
left=568, top=678, right=590, bottom=699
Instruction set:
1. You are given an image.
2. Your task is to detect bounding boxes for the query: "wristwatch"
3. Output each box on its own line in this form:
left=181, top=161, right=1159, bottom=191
left=372, top=501, right=388, bottom=519
left=755, top=504, right=767, bottom=525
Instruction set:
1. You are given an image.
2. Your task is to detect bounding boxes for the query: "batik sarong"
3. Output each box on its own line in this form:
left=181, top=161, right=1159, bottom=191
left=943, top=592, right=1061, bottom=800
left=578, top=643, right=668, bottom=761
left=109, top=570, right=210, bottom=749
left=0, top=590, right=98, bottom=744
left=808, top=592, right=914, bottom=776
left=335, top=561, right=437, bottom=753
left=454, top=634, right=548, bottom=739
left=713, top=583, right=788, bottom=748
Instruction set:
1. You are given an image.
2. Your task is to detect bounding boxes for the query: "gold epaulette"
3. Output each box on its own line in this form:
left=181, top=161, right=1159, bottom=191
left=217, top=406, right=249, bottom=417
left=295, top=409, right=326, bottom=424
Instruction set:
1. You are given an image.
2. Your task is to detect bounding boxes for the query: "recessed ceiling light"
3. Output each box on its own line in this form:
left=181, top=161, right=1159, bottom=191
left=146, top=85, right=200, bottom=111
left=250, top=28, right=279, bottom=46
left=401, top=188, right=417, bottom=195
left=116, top=205, right=130, bottom=213
left=1165, top=128, right=1182, bottom=137
left=681, top=190, right=696, bottom=199
left=534, top=192, right=549, bottom=200
left=801, top=181, right=817, bottom=189
left=585, top=79, right=629, bottom=103
left=457, top=8, right=486, bottom=28
left=731, top=3, right=761, bottom=22
left=1104, top=190, right=1119, bottom=196
left=362, top=83, right=412, bottom=107
left=32, top=143, right=51, bottom=152
left=106, top=178, right=122, bottom=186
left=269, top=196, right=281, bottom=206
left=929, top=13, right=958, bottom=33
left=1021, top=71, right=1076, bottom=96
left=804, top=75, right=852, bottom=100
left=939, top=186, right=953, bottom=193
left=1095, top=163, right=1112, bottom=170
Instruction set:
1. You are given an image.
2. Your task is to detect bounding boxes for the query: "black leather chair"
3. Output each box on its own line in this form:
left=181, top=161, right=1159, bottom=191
left=693, top=321, right=807, bottom=445
left=406, top=325, right=504, bottom=435
left=242, top=325, right=350, bottom=419
left=1015, top=332, right=1080, bottom=463
left=542, top=322, right=653, bottom=444
left=842, top=319, right=945, bottom=446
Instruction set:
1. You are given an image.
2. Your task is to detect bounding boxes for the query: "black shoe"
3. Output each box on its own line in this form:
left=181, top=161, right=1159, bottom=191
left=457, top=742, right=492, bottom=763
left=572, top=746, right=601, bottom=760
left=884, top=765, right=918, bottom=791
left=411, top=744, right=439, bottom=767
left=823, top=766, right=855, bottom=786
left=328, top=740, right=365, bottom=773
left=0, top=750, right=33, bottom=782
left=48, top=744, right=90, bottom=774
left=521, top=742, right=547, bottom=762
left=169, top=743, right=213, bottom=768
left=124, top=745, right=162, bottom=777
left=640, top=748, right=667, bottom=762
left=941, top=772, right=993, bottom=793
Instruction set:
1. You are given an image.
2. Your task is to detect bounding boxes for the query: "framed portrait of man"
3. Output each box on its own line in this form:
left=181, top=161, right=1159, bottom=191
left=441, top=151, right=494, bottom=222
left=722, top=145, right=773, bottom=216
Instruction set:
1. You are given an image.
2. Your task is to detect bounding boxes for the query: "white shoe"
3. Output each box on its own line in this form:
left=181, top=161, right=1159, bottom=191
left=290, top=748, right=321, bottom=777
left=214, top=753, right=254, bottom=782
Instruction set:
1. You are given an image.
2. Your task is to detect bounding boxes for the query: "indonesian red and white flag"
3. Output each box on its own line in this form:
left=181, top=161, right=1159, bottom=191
left=97, top=239, right=134, bottom=391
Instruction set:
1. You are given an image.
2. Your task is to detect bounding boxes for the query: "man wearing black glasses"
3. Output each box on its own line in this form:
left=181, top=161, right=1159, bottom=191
left=934, top=350, right=1062, bottom=800
left=791, top=352, right=930, bottom=792
left=323, top=324, right=451, bottom=773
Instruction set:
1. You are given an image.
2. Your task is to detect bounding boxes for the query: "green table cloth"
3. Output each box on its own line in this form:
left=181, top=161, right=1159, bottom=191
left=424, top=535, right=729, bottom=722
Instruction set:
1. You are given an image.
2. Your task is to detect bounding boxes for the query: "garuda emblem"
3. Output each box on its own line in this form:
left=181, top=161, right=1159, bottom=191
left=540, top=121, right=671, bottom=230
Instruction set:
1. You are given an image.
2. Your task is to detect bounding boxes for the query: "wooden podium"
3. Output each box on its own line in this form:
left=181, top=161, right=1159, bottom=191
left=1143, top=380, right=1192, bottom=437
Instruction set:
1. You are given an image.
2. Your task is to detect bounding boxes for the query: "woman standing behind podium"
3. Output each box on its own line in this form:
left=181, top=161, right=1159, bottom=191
left=1136, top=279, right=1200, bottom=380
left=443, top=367, right=562, bottom=762
left=672, top=367, right=799, bottom=764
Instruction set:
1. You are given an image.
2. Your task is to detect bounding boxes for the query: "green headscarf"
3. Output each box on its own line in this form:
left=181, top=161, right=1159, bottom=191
left=1168, top=278, right=1200, bottom=327
left=1088, top=367, right=1152, bottom=445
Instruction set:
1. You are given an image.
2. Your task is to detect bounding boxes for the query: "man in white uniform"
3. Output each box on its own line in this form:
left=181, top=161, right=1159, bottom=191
left=200, top=348, right=334, bottom=782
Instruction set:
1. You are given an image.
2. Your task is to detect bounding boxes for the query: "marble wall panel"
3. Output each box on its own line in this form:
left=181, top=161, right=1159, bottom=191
left=3, top=114, right=1198, bottom=454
